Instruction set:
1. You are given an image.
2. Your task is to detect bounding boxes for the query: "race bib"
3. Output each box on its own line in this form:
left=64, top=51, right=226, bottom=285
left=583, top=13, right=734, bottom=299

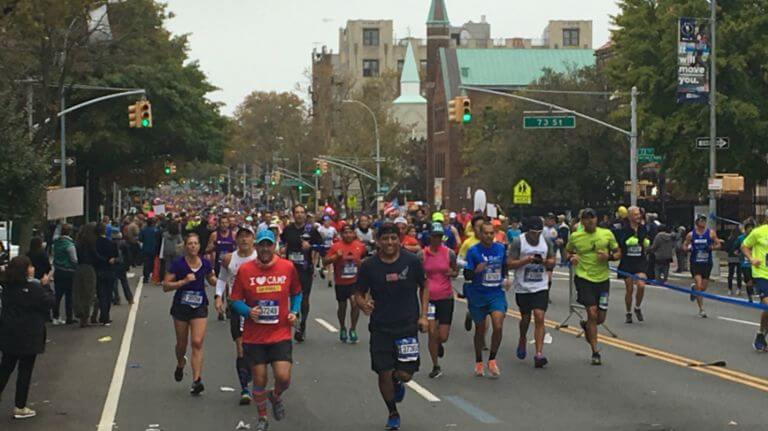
left=289, top=252, right=305, bottom=265
left=256, top=300, right=279, bottom=324
left=523, top=265, right=545, bottom=283
left=483, top=268, right=502, bottom=284
left=598, top=291, right=609, bottom=311
left=695, top=250, right=710, bottom=263
left=395, top=336, right=419, bottom=362
left=180, top=291, right=204, bottom=308
left=427, top=303, right=436, bottom=320
left=341, top=261, right=358, bottom=279
left=627, top=245, right=642, bottom=257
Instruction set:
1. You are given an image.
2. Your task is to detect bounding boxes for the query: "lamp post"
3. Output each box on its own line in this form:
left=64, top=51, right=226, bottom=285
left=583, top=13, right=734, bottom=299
left=342, top=99, right=381, bottom=197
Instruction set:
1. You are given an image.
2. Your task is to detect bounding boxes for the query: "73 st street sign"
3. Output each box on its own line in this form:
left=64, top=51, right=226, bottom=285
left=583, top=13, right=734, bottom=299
left=523, top=115, right=576, bottom=129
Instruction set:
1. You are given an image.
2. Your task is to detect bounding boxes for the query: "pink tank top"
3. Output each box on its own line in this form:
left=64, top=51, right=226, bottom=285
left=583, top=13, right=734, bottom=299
left=422, top=245, right=453, bottom=301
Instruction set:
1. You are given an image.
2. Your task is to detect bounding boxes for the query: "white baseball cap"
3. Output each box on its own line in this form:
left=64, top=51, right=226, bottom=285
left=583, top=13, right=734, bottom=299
left=394, top=216, right=407, bottom=225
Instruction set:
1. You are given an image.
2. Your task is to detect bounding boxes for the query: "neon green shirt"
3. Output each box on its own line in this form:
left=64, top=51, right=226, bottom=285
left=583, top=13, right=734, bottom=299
left=743, top=224, right=768, bottom=280
left=566, top=227, right=618, bottom=282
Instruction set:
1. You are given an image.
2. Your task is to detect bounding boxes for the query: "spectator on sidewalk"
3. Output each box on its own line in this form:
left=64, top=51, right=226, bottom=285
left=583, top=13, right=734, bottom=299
left=160, top=220, right=183, bottom=281
left=74, top=223, right=99, bottom=328
left=95, top=223, right=118, bottom=325
left=52, top=224, right=78, bottom=324
left=675, top=226, right=689, bottom=273
left=26, top=237, right=53, bottom=322
left=649, top=224, right=676, bottom=283
left=139, top=218, right=158, bottom=284
left=0, top=256, right=55, bottom=419
left=112, top=231, right=134, bottom=305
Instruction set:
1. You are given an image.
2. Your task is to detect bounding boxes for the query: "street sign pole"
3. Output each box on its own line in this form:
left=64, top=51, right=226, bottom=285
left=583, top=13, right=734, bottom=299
left=630, top=86, right=638, bottom=206
left=709, top=0, right=719, bottom=276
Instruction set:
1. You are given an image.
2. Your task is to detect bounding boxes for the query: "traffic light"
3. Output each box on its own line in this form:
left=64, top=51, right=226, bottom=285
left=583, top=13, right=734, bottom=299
left=448, top=96, right=471, bottom=124
left=169, top=162, right=177, bottom=175
left=128, top=102, right=139, bottom=128
left=163, top=162, right=171, bottom=175
left=138, top=100, right=153, bottom=128
left=298, top=184, right=303, bottom=192
left=461, top=97, right=471, bottom=123
left=448, top=97, right=460, bottom=123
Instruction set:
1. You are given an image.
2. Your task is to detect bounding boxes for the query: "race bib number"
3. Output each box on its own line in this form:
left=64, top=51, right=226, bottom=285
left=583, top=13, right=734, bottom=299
left=627, top=245, right=642, bottom=257
left=427, top=303, right=436, bottom=320
left=483, top=268, right=502, bottom=284
left=341, top=261, right=358, bottom=279
left=598, top=291, right=609, bottom=311
left=695, top=250, right=710, bottom=263
left=523, top=265, right=545, bottom=283
left=289, top=252, right=305, bottom=265
left=180, top=291, right=204, bottom=308
left=395, top=336, right=419, bottom=362
left=256, top=300, right=279, bottom=324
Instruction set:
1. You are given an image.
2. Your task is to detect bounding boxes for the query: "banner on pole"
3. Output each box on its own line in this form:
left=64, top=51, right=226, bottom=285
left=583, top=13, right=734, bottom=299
left=677, top=17, right=711, bottom=104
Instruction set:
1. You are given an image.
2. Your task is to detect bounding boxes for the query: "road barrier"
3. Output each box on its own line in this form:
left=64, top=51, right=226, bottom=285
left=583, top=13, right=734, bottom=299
left=556, top=264, right=618, bottom=337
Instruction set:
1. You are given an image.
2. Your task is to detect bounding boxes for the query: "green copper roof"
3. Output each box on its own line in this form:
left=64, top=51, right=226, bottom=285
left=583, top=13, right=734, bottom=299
left=427, top=0, right=449, bottom=25
left=456, top=49, right=595, bottom=87
left=400, top=41, right=420, bottom=84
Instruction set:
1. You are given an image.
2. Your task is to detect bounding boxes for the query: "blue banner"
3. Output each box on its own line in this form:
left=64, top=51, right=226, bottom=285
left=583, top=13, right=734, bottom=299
left=677, top=17, right=711, bottom=104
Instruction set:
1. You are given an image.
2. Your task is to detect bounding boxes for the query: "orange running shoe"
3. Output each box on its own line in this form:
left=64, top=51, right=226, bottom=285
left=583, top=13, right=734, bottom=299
left=487, top=359, right=501, bottom=378
left=473, top=362, right=484, bottom=377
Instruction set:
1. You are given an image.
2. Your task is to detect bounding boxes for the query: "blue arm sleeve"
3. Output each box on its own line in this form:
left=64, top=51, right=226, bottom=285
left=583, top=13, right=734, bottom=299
left=231, top=300, right=251, bottom=318
left=290, top=292, right=303, bottom=314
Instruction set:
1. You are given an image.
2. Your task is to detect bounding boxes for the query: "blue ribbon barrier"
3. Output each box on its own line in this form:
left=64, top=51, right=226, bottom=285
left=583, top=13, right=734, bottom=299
left=610, top=266, right=768, bottom=311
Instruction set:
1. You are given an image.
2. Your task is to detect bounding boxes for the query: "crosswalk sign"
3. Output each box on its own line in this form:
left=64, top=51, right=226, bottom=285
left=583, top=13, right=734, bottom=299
left=513, top=180, right=532, bottom=205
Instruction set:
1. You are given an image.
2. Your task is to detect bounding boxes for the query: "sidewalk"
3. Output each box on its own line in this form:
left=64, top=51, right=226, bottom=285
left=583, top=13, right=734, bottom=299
left=0, top=275, right=142, bottom=430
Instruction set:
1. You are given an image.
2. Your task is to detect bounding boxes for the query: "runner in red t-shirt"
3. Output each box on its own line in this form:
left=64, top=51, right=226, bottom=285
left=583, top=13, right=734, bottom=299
left=323, top=224, right=366, bottom=343
left=230, top=229, right=302, bottom=430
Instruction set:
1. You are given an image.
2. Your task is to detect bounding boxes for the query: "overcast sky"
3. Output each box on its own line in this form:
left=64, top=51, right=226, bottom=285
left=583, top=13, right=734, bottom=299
left=163, top=0, right=621, bottom=116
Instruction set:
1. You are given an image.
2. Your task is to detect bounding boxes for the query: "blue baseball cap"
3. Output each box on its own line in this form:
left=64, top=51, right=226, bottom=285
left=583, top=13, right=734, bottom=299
left=256, top=229, right=276, bottom=244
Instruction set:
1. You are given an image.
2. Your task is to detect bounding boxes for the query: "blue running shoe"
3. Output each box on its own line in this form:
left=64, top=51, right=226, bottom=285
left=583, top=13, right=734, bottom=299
left=385, top=414, right=401, bottom=430
left=339, top=328, right=348, bottom=343
left=349, top=329, right=359, bottom=344
left=516, top=338, right=526, bottom=360
left=393, top=379, right=405, bottom=403
left=753, top=333, right=767, bottom=352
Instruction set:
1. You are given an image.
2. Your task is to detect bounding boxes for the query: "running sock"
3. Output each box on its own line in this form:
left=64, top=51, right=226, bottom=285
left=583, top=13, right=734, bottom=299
left=253, top=387, right=268, bottom=418
left=271, top=381, right=290, bottom=402
left=385, top=399, right=398, bottom=416
left=489, top=351, right=498, bottom=361
left=236, top=357, right=250, bottom=391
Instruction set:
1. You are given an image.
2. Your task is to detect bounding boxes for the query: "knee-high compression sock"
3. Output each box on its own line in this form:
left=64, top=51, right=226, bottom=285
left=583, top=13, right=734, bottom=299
left=236, top=357, right=250, bottom=392
left=270, top=380, right=290, bottom=402
left=252, top=387, right=268, bottom=418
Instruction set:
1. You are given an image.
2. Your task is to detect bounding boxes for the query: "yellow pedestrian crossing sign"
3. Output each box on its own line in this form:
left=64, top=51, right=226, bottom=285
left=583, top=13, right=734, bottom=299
left=513, top=179, right=532, bottom=205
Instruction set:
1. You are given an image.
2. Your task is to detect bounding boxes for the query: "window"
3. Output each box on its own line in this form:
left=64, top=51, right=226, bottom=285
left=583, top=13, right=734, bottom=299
left=420, top=59, right=428, bottom=75
left=563, top=29, right=580, bottom=47
left=363, top=28, right=380, bottom=46
left=397, top=60, right=404, bottom=74
left=435, top=106, right=446, bottom=132
left=435, top=152, right=446, bottom=178
left=362, top=59, right=379, bottom=77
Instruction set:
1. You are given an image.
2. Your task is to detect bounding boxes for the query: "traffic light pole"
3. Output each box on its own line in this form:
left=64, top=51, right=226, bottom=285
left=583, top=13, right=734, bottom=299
left=460, top=85, right=640, bottom=205
left=57, top=88, right=146, bottom=187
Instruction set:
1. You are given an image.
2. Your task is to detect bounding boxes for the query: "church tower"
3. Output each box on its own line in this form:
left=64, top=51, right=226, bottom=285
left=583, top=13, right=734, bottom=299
left=426, top=0, right=451, bottom=207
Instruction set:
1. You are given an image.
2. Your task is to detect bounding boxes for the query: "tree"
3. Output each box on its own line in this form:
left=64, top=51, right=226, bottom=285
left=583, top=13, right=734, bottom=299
left=607, top=0, right=768, bottom=195
left=461, top=67, right=628, bottom=210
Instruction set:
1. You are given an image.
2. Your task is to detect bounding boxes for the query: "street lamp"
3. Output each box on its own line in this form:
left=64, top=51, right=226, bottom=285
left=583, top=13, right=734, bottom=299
left=342, top=99, right=381, bottom=197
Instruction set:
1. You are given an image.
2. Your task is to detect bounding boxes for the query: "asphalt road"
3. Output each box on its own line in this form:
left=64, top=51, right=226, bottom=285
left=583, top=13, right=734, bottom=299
left=2, top=265, right=768, bottom=431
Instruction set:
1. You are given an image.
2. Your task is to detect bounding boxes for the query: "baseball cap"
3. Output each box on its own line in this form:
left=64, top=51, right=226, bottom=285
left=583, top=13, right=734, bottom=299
left=236, top=224, right=255, bottom=236
left=394, top=216, right=408, bottom=225
left=322, top=215, right=331, bottom=221
left=449, top=212, right=457, bottom=219
left=432, top=212, right=445, bottom=222
left=256, top=229, right=276, bottom=244
left=581, top=208, right=597, bottom=219
left=696, top=213, right=708, bottom=221
left=430, top=222, right=444, bottom=235
left=491, top=219, right=501, bottom=227
left=525, top=216, right=543, bottom=231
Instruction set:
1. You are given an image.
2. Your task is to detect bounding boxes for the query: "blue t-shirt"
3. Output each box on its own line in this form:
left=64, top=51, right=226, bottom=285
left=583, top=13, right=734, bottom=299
left=169, top=256, right=213, bottom=307
left=465, top=242, right=507, bottom=292
left=506, top=228, right=521, bottom=244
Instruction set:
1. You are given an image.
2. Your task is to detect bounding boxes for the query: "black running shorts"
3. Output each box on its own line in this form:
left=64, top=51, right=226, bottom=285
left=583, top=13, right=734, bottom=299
left=515, top=289, right=549, bottom=314
left=170, top=303, right=208, bottom=322
left=574, top=276, right=610, bottom=311
left=369, top=329, right=420, bottom=375
left=243, top=340, right=293, bottom=366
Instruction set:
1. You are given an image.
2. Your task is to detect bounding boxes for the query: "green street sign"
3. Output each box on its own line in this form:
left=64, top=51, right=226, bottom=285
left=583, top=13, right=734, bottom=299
left=638, top=148, right=655, bottom=156
left=380, top=185, right=390, bottom=193
left=523, top=115, right=576, bottom=129
left=638, top=155, right=663, bottom=163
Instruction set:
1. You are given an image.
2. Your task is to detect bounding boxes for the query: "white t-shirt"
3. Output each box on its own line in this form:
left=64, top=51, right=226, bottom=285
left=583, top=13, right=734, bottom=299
left=318, top=225, right=337, bottom=248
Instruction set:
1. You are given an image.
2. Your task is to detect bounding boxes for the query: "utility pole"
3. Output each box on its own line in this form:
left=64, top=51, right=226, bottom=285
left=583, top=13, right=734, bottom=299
left=709, top=0, right=719, bottom=274
left=630, top=86, right=638, bottom=206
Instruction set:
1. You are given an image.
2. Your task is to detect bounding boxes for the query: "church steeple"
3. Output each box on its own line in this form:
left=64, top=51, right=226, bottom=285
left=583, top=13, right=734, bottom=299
left=427, top=0, right=450, bottom=26
left=393, top=41, right=426, bottom=105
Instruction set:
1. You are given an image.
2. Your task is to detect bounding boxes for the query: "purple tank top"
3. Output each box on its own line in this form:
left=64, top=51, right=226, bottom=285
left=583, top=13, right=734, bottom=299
left=215, top=229, right=236, bottom=262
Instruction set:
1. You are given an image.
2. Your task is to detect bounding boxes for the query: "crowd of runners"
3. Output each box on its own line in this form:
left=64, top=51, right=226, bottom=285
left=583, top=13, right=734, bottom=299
left=2, top=191, right=767, bottom=430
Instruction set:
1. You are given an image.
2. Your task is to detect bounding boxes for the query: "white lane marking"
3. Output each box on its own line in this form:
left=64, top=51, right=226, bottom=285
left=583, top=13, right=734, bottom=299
left=97, top=279, right=143, bottom=431
left=717, top=316, right=760, bottom=327
left=405, top=380, right=441, bottom=402
left=314, top=318, right=339, bottom=333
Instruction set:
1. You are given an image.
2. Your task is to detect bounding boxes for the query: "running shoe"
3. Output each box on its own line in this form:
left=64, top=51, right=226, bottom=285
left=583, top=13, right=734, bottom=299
left=591, top=352, right=602, bottom=366
left=174, top=356, right=186, bottom=382
left=269, top=391, right=286, bottom=421
left=699, top=310, right=708, bottom=318
left=339, top=328, right=348, bottom=343
left=516, top=338, right=526, bottom=360
left=385, top=414, right=401, bottom=430
left=473, top=362, right=485, bottom=377
left=534, top=354, right=548, bottom=369
left=294, top=330, right=305, bottom=343
left=319, top=268, right=326, bottom=279
left=13, top=407, right=36, bottom=419
left=625, top=313, right=633, bottom=324
left=327, top=281, right=332, bottom=288
left=634, top=308, right=644, bottom=322
left=753, top=333, right=767, bottom=352
left=254, top=417, right=269, bottom=431
left=487, top=360, right=501, bottom=378
left=239, top=390, right=251, bottom=406
left=736, top=289, right=742, bottom=296
left=218, top=312, right=225, bottom=321
left=437, top=343, right=445, bottom=358
left=190, top=379, right=204, bottom=395
left=349, top=329, right=359, bottom=344
left=689, top=284, right=696, bottom=302
left=464, top=311, right=472, bottom=331
left=429, top=366, right=443, bottom=379
left=393, top=378, right=405, bottom=403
